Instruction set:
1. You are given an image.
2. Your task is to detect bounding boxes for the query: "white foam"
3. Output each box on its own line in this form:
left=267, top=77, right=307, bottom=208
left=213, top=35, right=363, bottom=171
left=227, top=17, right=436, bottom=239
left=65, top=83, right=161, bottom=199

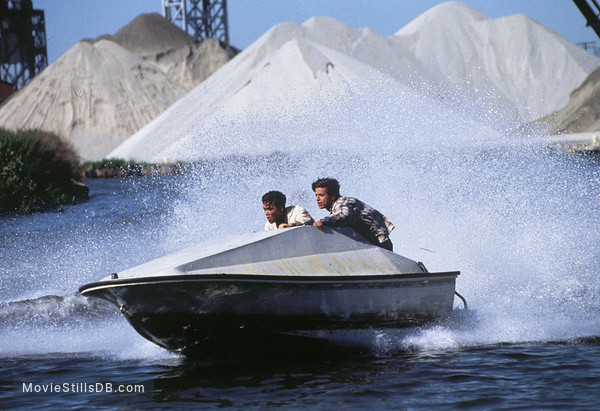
left=0, top=320, right=177, bottom=360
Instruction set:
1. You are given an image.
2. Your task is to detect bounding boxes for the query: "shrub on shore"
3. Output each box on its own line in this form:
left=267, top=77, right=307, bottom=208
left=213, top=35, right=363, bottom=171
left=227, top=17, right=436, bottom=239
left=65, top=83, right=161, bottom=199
left=0, top=128, right=88, bottom=213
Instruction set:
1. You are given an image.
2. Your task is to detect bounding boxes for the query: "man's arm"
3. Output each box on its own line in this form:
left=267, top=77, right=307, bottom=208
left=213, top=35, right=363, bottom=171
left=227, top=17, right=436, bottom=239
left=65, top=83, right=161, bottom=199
left=322, top=199, right=356, bottom=226
left=287, top=206, right=314, bottom=226
left=314, top=210, right=350, bottom=230
left=280, top=205, right=315, bottom=228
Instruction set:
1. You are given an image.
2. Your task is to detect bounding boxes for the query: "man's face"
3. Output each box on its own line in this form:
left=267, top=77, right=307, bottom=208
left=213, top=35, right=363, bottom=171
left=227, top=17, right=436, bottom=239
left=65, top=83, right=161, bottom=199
left=263, top=202, right=285, bottom=224
left=314, top=187, right=335, bottom=210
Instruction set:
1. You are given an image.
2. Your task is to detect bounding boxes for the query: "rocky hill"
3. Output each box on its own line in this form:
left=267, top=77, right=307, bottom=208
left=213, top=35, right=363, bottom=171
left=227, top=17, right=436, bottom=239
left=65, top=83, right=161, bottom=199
left=109, top=3, right=600, bottom=162
left=535, top=66, right=600, bottom=134
left=108, top=12, right=195, bottom=57
left=1, top=3, right=598, bottom=162
left=0, top=13, right=237, bottom=161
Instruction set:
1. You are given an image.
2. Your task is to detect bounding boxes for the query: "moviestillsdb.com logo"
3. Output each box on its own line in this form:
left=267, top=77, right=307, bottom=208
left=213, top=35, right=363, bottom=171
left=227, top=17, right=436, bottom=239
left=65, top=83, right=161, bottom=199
left=20, top=381, right=150, bottom=394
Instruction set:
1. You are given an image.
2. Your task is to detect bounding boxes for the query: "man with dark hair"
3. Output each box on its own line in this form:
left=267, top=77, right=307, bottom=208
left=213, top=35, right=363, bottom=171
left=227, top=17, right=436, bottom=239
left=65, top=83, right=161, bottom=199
left=262, top=190, right=314, bottom=230
left=312, top=178, right=395, bottom=251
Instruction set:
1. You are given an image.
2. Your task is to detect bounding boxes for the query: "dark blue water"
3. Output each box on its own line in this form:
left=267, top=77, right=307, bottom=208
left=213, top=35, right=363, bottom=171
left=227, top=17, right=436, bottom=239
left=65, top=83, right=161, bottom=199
left=2, top=340, right=600, bottom=409
left=1, top=148, right=600, bottom=408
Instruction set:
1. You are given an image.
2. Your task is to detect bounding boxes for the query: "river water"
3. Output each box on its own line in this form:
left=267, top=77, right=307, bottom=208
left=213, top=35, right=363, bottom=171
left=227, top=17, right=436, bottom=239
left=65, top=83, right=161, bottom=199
left=1, top=140, right=599, bottom=408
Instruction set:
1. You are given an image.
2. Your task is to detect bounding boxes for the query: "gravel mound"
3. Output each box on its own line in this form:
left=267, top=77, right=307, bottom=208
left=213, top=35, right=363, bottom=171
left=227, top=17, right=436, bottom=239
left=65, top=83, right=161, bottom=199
left=0, top=13, right=236, bottom=161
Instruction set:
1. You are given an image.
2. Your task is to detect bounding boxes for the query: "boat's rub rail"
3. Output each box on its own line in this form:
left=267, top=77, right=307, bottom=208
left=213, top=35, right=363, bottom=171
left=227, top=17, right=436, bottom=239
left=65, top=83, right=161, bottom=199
left=78, top=271, right=460, bottom=294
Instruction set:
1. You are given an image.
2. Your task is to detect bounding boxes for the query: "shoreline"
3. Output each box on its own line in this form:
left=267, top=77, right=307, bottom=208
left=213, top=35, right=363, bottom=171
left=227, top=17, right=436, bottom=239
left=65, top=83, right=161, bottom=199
left=80, top=133, right=600, bottom=180
left=545, top=132, right=600, bottom=153
left=81, top=163, right=193, bottom=178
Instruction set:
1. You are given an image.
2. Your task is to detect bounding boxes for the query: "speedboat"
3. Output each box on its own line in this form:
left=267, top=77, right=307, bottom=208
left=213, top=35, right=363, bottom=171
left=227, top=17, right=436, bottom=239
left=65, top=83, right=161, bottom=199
left=79, top=226, right=462, bottom=356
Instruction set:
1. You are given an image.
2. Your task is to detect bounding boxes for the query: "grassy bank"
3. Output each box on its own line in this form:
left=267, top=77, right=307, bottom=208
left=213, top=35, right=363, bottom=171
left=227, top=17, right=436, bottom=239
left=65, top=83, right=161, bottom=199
left=81, top=158, right=192, bottom=178
left=0, top=128, right=88, bottom=213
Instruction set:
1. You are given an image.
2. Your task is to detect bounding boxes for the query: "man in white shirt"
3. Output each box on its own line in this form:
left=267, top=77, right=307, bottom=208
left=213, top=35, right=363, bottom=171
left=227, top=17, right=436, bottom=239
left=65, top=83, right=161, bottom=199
left=262, top=190, right=314, bottom=230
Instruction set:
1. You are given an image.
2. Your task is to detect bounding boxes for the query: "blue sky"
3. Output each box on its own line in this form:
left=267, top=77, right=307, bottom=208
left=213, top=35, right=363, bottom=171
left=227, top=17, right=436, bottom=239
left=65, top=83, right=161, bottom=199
left=34, top=0, right=598, bottom=64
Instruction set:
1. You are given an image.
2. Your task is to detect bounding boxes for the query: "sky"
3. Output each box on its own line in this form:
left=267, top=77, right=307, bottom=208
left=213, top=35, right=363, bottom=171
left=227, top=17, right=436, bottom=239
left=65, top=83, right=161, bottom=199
left=33, top=0, right=600, bottom=64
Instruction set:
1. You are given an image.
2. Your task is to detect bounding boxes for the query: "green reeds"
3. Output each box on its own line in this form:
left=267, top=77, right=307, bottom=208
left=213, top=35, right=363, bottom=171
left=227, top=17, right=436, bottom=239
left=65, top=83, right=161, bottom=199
left=0, top=128, right=87, bottom=213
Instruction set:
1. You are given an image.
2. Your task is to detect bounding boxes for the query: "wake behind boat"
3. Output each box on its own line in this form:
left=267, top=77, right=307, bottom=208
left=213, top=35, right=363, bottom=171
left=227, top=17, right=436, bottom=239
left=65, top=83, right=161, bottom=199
left=79, top=226, right=462, bottom=356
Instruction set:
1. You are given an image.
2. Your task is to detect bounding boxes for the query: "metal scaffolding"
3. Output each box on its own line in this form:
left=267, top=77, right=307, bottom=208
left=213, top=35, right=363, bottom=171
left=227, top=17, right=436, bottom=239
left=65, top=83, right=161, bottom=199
left=162, top=0, right=229, bottom=47
left=573, top=0, right=600, bottom=39
left=0, top=0, right=47, bottom=91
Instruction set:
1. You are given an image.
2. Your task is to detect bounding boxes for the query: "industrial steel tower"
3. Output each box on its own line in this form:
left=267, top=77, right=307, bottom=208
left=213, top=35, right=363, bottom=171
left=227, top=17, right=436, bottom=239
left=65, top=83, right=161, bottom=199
left=0, top=0, right=47, bottom=93
left=573, top=0, right=600, bottom=39
left=162, top=0, right=229, bottom=47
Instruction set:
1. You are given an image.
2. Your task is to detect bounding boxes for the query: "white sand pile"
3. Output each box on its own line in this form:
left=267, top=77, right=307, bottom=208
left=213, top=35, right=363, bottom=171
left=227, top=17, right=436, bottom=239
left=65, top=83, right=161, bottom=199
left=2, top=3, right=598, bottom=161
left=235, top=16, right=437, bottom=90
left=108, top=27, right=498, bottom=163
left=0, top=13, right=235, bottom=161
left=394, top=2, right=600, bottom=122
left=109, top=2, right=600, bottom=162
